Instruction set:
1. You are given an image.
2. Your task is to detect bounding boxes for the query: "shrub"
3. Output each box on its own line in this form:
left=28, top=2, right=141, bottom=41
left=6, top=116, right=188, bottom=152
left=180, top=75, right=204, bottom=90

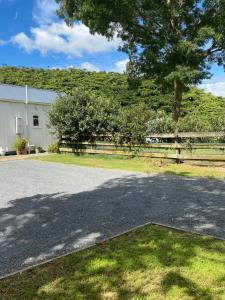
left=147, top=110, right=175, bottom=133
left=48, top=89, right=119, bottom=142
left=48, top=143, right=60, bottom=153
left=115, top=103, right=152, bottom=144
left=13, top=137, right=27, bottom=151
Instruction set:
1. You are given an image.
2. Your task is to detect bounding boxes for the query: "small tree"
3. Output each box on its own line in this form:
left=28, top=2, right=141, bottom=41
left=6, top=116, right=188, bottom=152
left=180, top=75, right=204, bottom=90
left=48, top=89, right=119, bottom=141
left=115, top=103, right=152, bottom=144
left=56, top=0, right=225, bottom=124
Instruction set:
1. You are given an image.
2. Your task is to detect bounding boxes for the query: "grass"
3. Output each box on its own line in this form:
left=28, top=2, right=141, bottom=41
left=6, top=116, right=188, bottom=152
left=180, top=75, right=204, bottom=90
left=1, top=225, right=225, bottom=300
left=31, top=153, right=225, bottom=179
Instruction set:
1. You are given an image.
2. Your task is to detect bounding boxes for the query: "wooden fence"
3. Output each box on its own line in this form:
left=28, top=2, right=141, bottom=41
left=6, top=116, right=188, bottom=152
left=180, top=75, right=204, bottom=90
left=60, top=132, right=225, bottom=162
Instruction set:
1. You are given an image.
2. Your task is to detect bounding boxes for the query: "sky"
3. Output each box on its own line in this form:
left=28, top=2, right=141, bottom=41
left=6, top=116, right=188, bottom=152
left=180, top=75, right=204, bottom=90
left=0, top=0, right=225, bottom=96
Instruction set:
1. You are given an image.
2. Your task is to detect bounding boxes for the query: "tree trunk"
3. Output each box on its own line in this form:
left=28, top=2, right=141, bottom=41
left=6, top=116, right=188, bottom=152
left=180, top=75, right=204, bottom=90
left=173, top=79, right=183, bottom=123
left=173, top=79, right=183, bottom=163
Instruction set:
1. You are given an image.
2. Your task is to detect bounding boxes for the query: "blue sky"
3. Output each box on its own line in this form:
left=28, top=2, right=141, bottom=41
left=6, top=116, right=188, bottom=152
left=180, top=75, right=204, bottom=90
left=0, top=0, right=225, bottom=96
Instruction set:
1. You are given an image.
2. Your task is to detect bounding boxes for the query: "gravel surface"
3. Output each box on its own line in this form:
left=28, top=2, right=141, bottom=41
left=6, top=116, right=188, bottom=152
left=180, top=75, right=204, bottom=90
left=0, top=159, right=225, bottom=277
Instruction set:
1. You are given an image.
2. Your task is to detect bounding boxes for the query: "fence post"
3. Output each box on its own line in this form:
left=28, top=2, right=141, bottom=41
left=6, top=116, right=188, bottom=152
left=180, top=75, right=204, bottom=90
left=174, top=129, right=182, bottom=164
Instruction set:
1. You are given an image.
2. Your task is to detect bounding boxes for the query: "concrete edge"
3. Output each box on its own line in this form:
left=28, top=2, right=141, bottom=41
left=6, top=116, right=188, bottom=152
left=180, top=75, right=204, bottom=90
left=152, top=222, right=225, bottom=241
left=0, top=221, right=224, bottom=281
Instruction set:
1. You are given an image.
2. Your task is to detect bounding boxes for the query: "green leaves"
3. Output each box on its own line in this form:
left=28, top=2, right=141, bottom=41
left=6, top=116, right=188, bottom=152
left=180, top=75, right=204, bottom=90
left=55, top=0, right=225, bottom=121
left=164, top=66, right=208, bottom=84
left=48, top=89, right=120, bottom=141
left=180, top=88, right=225, bottom=132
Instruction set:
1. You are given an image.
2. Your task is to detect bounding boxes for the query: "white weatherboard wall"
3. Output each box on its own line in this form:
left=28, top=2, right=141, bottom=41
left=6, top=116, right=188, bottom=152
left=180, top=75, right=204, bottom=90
left=0, top=84, right=57, bottom=153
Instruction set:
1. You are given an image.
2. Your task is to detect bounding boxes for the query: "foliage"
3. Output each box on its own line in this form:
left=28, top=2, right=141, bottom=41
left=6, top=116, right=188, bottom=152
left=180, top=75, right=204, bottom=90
left=48, top=88, right=225, bottom=142
left=13, top=137, right=27, bottom=151
left=147, top=110, right=175, bottom=134
left=48, top=91, right=172, bottom=144
left=114, top=105, right=175, bottom=144
left=48, top=89, right=119, bottom=141
left=114, top=103, right=152, bottom=144
left=48, top=143, right=60, bottom=153
left=0, top=66, right=170, bottom=111
left=56, top=0, right=225, bottom=121
left=179, top=88, right=225, bottom=132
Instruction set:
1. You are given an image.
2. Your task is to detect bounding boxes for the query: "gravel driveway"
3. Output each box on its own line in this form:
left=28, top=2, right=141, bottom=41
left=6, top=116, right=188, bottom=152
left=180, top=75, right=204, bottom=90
left=0, top=159, right=225, bottom=277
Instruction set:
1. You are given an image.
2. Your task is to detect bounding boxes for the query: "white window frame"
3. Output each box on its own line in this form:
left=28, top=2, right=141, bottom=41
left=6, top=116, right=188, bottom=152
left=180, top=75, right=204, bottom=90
left=32, top=115, right=41, bottom=128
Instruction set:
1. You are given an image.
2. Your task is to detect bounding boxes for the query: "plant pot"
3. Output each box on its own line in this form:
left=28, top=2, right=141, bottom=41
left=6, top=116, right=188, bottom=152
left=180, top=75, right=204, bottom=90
left=16, top=149, right=27, bottom=155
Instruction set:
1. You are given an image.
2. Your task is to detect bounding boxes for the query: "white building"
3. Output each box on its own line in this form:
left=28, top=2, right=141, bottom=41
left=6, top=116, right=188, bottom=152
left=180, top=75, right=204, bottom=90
left=0, top=84, right=58, bottom=154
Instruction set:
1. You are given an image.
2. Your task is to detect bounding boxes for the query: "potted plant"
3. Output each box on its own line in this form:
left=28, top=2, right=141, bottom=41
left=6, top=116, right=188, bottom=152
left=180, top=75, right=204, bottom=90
left=13, top=137, right=27, bottom=155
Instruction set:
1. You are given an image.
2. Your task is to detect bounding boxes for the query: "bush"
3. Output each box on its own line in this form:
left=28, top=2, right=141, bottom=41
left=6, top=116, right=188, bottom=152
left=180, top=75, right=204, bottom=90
left=115, top=103, right=152, bottom=144
left=147, top=110, right=175, bottom=133
left=48, top=89, right=119, bottom=141
left=48, top=143, right=60, bottom=153
left=13, top=137, right=27, bottom=151
left=48, top=90, right=175, bottom=145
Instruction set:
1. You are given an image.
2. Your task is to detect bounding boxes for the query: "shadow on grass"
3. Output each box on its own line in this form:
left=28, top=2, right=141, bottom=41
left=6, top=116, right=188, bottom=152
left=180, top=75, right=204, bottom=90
left=161, top=271, right=214, bottom=300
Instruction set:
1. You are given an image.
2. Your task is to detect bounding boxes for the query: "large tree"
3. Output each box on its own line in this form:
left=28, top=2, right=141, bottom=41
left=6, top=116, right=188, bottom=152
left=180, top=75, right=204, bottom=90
left=56, top=0, right=225, bottom=124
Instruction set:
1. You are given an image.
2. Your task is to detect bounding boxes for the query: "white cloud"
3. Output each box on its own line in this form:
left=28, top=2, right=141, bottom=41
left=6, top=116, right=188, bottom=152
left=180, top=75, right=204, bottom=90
left=12, top=32, right=33, bottom=52
left=200, top=82, right=225, bottom=97
left=33, top=0, right=58, bottom=25
left=80, top=62, right=100, bottom=72
left=12, top=22, right=121, bottom=57
left=114, top=58, right=129, bottom=73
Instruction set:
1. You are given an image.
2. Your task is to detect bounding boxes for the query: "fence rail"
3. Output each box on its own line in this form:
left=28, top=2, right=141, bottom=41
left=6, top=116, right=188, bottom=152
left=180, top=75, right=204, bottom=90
left=146, top=131, right=225, bottom=138
left=60, top=147, right=225, bottom=162
left=60, top=132, right=225, bottom=163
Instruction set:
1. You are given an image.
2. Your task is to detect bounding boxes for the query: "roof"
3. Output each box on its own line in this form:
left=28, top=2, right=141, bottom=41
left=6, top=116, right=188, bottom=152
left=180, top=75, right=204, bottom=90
left=0, top=83, right=59, bottom=104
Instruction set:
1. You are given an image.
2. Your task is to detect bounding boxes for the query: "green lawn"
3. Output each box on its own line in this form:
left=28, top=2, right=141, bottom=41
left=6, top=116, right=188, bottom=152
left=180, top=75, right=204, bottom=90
left=1, top=225, right=225, bottom=300
left=31, top=153, right=225, bottom=179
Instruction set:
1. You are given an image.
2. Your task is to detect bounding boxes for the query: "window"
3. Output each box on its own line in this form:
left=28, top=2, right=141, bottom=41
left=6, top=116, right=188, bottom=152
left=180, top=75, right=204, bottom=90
left=33, top=115, right=39, bottom=127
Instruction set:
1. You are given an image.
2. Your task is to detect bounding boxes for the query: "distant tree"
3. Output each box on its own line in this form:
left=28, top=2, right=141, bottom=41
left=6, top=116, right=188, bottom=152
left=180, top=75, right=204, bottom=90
left=179, top=89, right=225, bottom=132
left=56, top=0, right=225, bottom=124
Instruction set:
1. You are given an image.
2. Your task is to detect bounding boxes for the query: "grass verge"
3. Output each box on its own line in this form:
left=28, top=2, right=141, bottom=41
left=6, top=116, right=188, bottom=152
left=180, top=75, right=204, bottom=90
left=0, top=225, right=225, bottom=300
left=31, top=153, right=225, bottom=179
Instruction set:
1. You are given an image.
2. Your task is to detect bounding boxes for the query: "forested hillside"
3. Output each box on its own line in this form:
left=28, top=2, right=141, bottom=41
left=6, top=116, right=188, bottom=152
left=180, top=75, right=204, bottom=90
left=0, top=66, right=225, bottom=132
left=0, top=66, right=171, bottom=111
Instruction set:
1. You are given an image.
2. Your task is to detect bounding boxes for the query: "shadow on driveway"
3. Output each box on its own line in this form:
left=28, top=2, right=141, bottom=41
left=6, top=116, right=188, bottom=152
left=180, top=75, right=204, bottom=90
left=1, top=174, right=225, bottom=277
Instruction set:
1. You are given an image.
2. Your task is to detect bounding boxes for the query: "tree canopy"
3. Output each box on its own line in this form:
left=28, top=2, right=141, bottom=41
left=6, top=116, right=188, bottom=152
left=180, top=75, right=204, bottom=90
left=56, top=0, right=225, bottom=122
